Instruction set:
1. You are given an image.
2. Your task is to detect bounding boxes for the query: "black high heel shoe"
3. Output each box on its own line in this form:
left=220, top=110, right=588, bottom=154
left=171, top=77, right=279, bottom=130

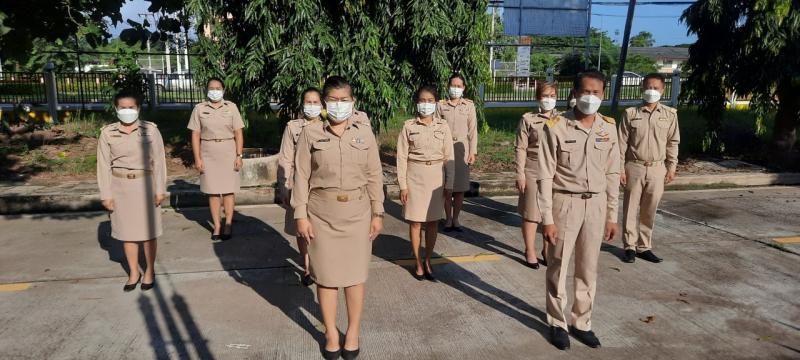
left=342, top=347, right=360, bottom=360
left=123, top=274, right=141, bottom=292
left=524, top=260, right=540, bottom=269
left=141, top=279, right=156, bottom=291
left=221, top=223, right=233, bottom=241
left=321, top=347, right=341, bottom=360
left=423, top=262, right=437, bottom=282
left=540, top=250, right=548, bottom=267
left=410, top=267, right=424, bottom=281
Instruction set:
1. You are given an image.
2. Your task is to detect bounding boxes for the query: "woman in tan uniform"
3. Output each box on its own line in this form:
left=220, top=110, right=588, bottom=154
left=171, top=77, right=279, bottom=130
left=97, top=91, right=167, bottom=292
left=397, top=85, right=455, bottom=281
left=292, top=76, right=384, bottom=360
left=437, top=73, right=478, bottom=232
left=188, top=77, right=245, bottom=241
left=278, top=87, right=323, bottom=287
left=514, top=82, right=558, bottom=269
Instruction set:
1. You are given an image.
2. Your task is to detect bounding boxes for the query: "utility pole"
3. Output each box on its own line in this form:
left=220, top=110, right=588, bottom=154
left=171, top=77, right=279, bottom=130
left=611, top=0, right=637, bottom=114
left=138, top=13, right=156, bottom=73
left=165, top=42, right=172, bottom=74
left=489, top=6, right=496, bottom=78
left=584, top=0, right=592, bottom=70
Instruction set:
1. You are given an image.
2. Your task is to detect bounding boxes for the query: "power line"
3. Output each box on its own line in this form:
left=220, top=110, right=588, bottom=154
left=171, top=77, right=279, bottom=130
left=593, top=13, right=681, bottom=18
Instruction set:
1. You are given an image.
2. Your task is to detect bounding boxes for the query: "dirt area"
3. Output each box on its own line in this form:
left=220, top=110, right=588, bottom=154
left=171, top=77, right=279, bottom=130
left=0, top=125, right=194, bottom=185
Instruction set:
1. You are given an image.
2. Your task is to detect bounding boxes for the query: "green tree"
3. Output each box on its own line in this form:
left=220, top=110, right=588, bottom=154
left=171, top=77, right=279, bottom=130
left=625, top=54, right=658, bottom=75
left=186, top=0, right=490, bottom=131
left=630, top=31, right=655, bottom=47
left=682, top=0, right=800, bottom=159
left=0, top=1, right=125, bottom=62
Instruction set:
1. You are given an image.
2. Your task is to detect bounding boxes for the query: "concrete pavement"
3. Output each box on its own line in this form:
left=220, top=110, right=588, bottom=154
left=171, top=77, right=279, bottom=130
left=0, top=187, right=799, bottom=359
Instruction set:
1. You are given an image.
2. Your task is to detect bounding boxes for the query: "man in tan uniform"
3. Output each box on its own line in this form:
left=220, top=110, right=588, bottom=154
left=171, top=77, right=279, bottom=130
left=538, top=71, right=620, bottom=350
left=618, top=73, right=680, bottom=264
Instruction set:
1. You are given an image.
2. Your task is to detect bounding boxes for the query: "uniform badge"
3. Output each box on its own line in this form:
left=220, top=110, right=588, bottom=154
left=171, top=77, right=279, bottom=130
left=352, top=137, right=365, bottom=144
left=596, top=137, right=610, bottom=142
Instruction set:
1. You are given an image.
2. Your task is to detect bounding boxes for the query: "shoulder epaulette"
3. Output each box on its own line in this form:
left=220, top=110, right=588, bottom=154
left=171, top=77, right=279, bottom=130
left=545, top=116, right=562, bottom=128
left=141, top=120, right=158, bottom=128
left=602, top=115, right=616, bottom=125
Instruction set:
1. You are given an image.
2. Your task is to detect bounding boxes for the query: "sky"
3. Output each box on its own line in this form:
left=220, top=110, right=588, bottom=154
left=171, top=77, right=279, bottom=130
left=112, top=0, right=696, bottom=46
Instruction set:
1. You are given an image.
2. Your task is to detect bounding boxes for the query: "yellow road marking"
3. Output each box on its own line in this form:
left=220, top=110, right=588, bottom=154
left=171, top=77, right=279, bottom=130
left=394, top=254, right=500, bottom=266
left=0, top=283, right=32, bottom=292
left=773, top=236, right=800, bottom=244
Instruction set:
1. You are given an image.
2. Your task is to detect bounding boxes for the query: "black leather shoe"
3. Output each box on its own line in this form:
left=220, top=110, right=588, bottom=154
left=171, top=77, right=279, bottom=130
left=637, top=250, right=663, bottom=263
left=221, top=224, right=233, bottom=241
left=141, top=280, right=156, bottom=291
left=411, top=268, right=424, bottom=281
left=342, top=348, right=360, bottom=360
left=550, top=326, right=570, bottom=350
left=301, top=274, right=315, bottom=287
left=423, top=269, right=437, bottom=282
left=569, top=326, right=601, bottom=348
left=321, top=347, right=341, bottom=360
left=211, top=234, right=221, bottom=241
left=123, top=274, right=141, bottom=292
left=623, top=249, right=636, bottom=263
left=524, top=260, right=539, bottom=269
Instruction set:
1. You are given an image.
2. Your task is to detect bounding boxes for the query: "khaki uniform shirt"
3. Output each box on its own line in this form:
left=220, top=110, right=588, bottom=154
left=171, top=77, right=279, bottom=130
left=514, top=111, right=555, bottom=181
left=186, top=100, right=245, bottom=139
left=96, top=121, right=167, bottom=200
left=618, top=103, right=681, bottom=172
left=291, top=119, right=385, bottom=219
left=278, top=117, right=321, bottom=192
left=537, top=111, right=621, bottom=225
left=436, top=98, right=478, bottom=155
left=396, top=117, right=456, bottom=190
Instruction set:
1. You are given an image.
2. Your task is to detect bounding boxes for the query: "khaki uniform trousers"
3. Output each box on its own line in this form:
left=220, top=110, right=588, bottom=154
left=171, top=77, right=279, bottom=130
left=622, top=161, right=667, bottom=252
left=546, top=192, right=606, bottom=331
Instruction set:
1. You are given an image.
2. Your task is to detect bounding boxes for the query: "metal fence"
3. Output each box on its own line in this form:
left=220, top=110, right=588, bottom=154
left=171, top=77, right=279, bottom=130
left=0, top=73, right=48, bottom=104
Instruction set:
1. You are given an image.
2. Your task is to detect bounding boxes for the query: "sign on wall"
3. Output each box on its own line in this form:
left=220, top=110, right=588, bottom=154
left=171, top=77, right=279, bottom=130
left=503, top=0, right=590, bottom=37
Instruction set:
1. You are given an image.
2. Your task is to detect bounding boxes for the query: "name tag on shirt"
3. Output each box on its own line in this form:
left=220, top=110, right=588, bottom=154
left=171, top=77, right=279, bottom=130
left=565, top=140, right=577, bottom=143
left=409, top=132, right=419, bottom=135
left=111, top=134, right=122, bottom=137
left=317, top=138, right=330, bottom=143
left=596, top=137, right=610, bottom=142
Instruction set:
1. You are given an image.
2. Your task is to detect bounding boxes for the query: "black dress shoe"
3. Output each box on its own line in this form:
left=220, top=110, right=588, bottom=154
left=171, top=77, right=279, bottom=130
left=423, top=269, right=437, bottom=282
left=321, top=347, right=341, bottom=360
left=123, top=274, right=141, bottom=292
left=411, top=269, right=424, bottom=281
left=301, top=274, right=315, bottom=287
left=221, top=224, right=233, bottom=241
left=141, top=280, right=156, bottom=291
left=623, top=249, right=636, bottom=263
left=342, top=348, right=360, bottom=360
left=550, top=326, right=570, bottom=350
left=637, top=250, right=663, bottom=263
left=211, top=234, right=221, bottom=241
left=569, top=326, right=601, bottom=348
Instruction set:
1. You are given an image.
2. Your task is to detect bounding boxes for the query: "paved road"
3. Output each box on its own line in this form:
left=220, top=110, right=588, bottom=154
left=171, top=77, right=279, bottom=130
left=1, top=187, right=798, bottom=359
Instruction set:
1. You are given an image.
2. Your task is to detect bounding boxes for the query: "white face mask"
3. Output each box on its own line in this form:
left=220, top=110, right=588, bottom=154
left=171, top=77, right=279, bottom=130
left=568, top=98, right=577, bottom=109
left=116, top=108, right=139, bottom=124
left=539, top=97, right=556, bottom=112
left=303, top=104, right=322, bottom=118
left=642, top=89, right=662, bottom=104
left=576, top=95, right=602, bottom=115
left=207, top=89, right=224, bottom=102
left=417, top=102, right=436, bottom=116
left=449, top=87, right=464, bottom=99
left=326, top=101, right=353, bottom=123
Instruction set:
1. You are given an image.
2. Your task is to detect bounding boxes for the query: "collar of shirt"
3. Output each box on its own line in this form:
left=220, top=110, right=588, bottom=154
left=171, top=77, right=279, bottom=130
left=110, top=121, right=144, bottom=134
left=203, top=100, right=229, bottom=109
left=565, top=112, right=607, bottom=134
left=640, top=103, right=662, bottom=114
left=323, top=119, right=362, bottom=134
left=414, top=117, right=438, bottom=126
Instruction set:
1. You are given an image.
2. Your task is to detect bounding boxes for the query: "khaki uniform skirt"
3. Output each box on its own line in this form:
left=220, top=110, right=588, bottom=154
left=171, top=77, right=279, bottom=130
left=403, top=161, right=446, bottom=222
left=200, top=139, right=240, bottom=194
left=518, top=168, right=542, bottom=223
left=110, top=173, right=163, bottom=241
left=283, top=190, right=298, bottom=236
left=452, top=138, right=471, bottom=192
left=307, top=188, right=372, bottom=287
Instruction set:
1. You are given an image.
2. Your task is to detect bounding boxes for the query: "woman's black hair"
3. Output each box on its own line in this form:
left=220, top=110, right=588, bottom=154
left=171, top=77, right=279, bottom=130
left=300, top=87, right=323, bottom=105
left=448, top=73, right=466, bottom=87
left=113, top=89, right=141, bottom=107
left=322, top=76, right=351, bottom=98
left=413, top=85, right=439, bottom=103
left=206, top=76, right=225, bottom=89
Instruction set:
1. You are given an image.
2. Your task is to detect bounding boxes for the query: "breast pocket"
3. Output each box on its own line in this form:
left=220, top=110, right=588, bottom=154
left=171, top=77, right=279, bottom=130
left=558, top=141, right=579, bottom=168
left=408, top=133, right=422, bottom=150
left=311, top=140, right=334, bottom=167
left=594, top=140, right=613, bottom=164
left=349, top=140, right=370, bottom=166
left=656, top=118, right=671, bottom=137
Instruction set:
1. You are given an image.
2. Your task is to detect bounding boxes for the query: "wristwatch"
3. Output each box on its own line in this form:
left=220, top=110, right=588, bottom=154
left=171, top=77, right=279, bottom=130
left=372, top=212, right=385, bottom=218
left=236, top=153, right=243, bottom=158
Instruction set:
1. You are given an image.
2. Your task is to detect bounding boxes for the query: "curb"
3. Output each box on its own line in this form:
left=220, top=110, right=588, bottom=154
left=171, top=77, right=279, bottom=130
left=1, top=173, right=798, bottom=215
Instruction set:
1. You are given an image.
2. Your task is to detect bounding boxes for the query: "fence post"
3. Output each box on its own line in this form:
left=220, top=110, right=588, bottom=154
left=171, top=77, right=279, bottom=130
left=44, top=62, right=59, bottom=124
left=147, top=73, right=158, bottom=110
left=610, top=74, right=617, bottom=103
left=478, top=84, right=485, bottom=103
left=670, top=69, right=681, bottom=107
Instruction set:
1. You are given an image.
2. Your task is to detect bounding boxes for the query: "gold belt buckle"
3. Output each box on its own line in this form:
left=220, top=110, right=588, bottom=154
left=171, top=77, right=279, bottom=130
left=580, top=193, right=593, bottom=199
left=425, top=161, right=432, bottom=165
left=336, top=194, right=349, bottom=202
left=126, top=173, right=136, bottom=179
left=644, top=161, right=653, bottom=166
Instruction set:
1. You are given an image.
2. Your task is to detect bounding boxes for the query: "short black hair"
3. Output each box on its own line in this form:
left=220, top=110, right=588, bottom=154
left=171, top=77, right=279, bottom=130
left=448, top=73, right=466, bottom=87
left=642, top=72, right=666, bottom=86
left=573, top=71, right=606, bottom=91
left=300, top=87, right=323, bottom=105
left=206, top=77, right=225, bottom=89
left=322, top=76, right=351, bottom=98
left=113, top=90, right=141, bottom=107
left=413, top=85, right=439, bottom=103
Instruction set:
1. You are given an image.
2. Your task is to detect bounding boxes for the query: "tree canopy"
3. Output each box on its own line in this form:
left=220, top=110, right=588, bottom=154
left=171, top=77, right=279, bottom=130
left=682, top=0, right=800, bottom=158
left=630, top=31, right=655, bottom=47
left=185, top=0, right=490, bottom=130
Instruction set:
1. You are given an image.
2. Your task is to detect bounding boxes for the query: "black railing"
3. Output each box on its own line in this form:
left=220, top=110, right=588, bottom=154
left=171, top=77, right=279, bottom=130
left=154, top=74, right=206, bottom=104
left=0, top=73, right=48, bottom=104
left=484, top=75, right=683, bottom=103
